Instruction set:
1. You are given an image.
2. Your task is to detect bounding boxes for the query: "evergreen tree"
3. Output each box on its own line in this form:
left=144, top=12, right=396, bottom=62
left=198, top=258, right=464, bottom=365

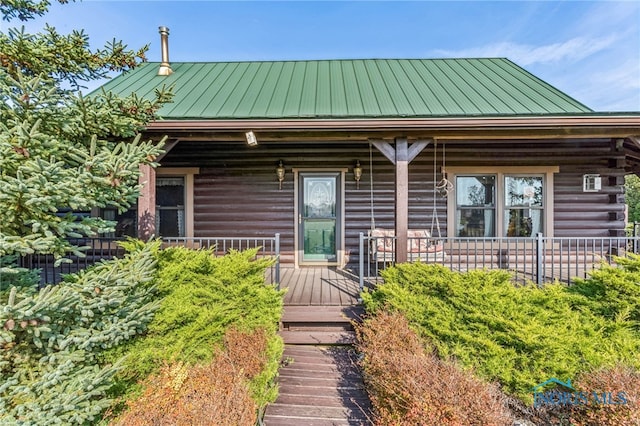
left=0, top=240, right=161, bottom=424
left=0, top=0, right=171, bottom=261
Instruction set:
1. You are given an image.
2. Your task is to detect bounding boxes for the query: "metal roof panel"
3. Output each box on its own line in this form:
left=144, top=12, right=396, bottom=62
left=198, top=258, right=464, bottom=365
left=96, top=58, right=593, bottom=119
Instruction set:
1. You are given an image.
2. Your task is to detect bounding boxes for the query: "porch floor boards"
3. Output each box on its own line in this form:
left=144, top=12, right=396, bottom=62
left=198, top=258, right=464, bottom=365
left=279, top=267, right=364, bottom=306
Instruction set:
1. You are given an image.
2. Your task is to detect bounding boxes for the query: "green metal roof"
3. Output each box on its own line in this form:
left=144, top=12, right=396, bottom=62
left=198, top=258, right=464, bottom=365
left=98, top=58, right=593, bottom=120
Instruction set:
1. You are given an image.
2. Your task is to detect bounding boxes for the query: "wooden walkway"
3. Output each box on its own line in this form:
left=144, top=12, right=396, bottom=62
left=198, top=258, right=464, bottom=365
left=279, top=267, right=364, bottom=306
left=263, top=345, right=373, bottom=425
left=263, top=288, right=373, bottom=425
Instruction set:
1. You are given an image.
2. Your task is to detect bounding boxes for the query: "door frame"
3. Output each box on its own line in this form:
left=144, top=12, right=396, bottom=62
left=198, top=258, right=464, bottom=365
left=293, top=168, right=347, bottom=268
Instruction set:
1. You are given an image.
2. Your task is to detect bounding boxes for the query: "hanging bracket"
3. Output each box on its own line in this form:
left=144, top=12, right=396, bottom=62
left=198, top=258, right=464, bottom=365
left=369, top=138, right=432, bottom=164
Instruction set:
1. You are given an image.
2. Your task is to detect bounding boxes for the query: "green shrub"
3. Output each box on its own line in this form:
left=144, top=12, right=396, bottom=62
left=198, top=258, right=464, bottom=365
left=0, top=241, right=160, bottom=425
left=104, top=246, right=284, bottom=415
left=569, top=253, right=640, bottom=324
left=362, top=263, right=640, bottom=403
left=113, top=328, right=273, bottom=426
left=356, top=310, right=513, bottom=425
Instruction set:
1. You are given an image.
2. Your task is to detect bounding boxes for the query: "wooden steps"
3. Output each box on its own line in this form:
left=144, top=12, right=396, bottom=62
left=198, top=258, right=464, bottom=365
left=263, top=345, right=372, bottom=425
left=279, top=331, right=356, bottom=345
left=280, top=305, right=364, bottom=345
left=263, top=305, right=372, bottom=425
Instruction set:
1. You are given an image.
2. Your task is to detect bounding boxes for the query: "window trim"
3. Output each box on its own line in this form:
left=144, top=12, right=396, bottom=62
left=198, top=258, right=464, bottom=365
left=157, top=167, right=199, bottom=238
left=445, top=166, right=558, bottom=237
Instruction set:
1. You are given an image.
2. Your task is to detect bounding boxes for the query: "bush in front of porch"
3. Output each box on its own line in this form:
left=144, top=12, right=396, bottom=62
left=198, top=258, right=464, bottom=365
left=355, top=309, right=514, bottom=425
left=102, top=246, right=285, bottom=424
left=360, top=261, right=640, bottom=425
left=2, top=242, right=284, bottom=425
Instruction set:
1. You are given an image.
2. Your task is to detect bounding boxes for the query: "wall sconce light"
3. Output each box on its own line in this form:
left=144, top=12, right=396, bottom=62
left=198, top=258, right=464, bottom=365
left=245, top=131, right=258, bottom=146
left=353, top=160, right=363, bottom=189
left=276, top=160, right=286, bottom=190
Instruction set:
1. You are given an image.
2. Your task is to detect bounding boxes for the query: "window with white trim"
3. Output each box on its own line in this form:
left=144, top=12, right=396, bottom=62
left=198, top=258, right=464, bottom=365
left=455, top=175, right=496, bottom=237
left=155, top=167, right=199, bottom=238
left=503, top=176, right=544, bottom=237
left=448, top=167, right=556, bottom=237
left=156, top=176, right=185, bottom=237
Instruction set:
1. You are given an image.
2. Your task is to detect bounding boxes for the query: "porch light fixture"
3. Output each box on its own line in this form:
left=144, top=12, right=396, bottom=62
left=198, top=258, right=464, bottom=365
left=353, top=160, right=363, bottom=189
left=245, top=131, right=258, bottom=146
left=276, top=160, right=285, bottom=190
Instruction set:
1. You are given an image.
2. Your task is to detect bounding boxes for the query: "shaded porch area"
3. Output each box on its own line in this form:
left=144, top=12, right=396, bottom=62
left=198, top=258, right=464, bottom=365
left=277, top=267, right=366, bottom=306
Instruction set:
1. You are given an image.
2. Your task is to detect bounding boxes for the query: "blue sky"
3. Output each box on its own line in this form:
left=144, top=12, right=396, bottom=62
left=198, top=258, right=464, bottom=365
left=8, top=0, right=640, bottom=112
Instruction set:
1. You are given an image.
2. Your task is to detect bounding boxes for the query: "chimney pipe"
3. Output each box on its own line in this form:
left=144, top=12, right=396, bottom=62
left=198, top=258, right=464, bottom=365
left=157, top=26, right=173, bottom=76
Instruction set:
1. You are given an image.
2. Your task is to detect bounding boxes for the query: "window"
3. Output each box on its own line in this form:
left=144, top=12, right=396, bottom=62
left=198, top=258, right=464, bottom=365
left=504, top=176, right=543, bottom=237
left=448, top=167, right=557, bottom=237
left=455, top=175, right=496, bottom=237
left=156, top=176, right=185, bottom=237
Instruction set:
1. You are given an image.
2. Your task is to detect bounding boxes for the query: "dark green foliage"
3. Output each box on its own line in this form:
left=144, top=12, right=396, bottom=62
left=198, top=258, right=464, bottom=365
left=362, top=263, right=640, bottom=403
left=0, top=254, right=40, bottom=295
left=0, top=0, right=172, bottom=260
left=105, top=247, right=284, bottom=411
left=0, top=241, right=160, bottom=425
left=1, top=1, right=66, bottom=22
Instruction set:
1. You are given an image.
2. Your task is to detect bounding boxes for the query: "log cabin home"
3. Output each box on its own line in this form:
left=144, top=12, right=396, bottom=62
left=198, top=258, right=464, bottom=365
left=83, top=28, right=640, bottom=290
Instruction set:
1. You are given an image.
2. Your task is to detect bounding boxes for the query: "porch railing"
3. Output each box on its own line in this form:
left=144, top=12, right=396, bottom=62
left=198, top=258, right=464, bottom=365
left=359, top=232, right=640, bottom=290
left=19, top=237, right=127, bottom=286
left=19, top=234, right=281, bottom=287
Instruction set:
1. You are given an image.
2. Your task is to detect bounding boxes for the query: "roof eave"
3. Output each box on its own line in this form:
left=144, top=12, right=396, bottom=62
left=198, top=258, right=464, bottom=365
left=145, top=115, right=640, bottom=140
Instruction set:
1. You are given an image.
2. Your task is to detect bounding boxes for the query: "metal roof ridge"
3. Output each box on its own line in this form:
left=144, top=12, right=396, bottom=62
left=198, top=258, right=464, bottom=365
left=141, top=57, right=513, bottom=65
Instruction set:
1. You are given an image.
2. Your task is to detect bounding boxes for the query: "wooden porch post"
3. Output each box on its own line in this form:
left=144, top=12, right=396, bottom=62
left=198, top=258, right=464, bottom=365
left=138, top=164, right=156, bottom=241
left=370, top=138, right=431, bottom=264
left=395, top=138, right=409, bottom=264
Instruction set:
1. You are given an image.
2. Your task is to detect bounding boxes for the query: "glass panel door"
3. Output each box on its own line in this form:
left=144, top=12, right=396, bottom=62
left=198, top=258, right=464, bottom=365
left=299, top=173, right=340, bottom=262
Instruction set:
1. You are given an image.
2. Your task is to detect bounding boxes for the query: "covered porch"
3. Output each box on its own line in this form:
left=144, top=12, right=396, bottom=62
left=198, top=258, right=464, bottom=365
left=22, top=232, right=640, bottom=294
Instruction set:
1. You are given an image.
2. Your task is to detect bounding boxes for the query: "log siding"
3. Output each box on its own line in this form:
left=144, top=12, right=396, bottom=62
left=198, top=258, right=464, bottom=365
left=159, top=138, right=626, bottom=265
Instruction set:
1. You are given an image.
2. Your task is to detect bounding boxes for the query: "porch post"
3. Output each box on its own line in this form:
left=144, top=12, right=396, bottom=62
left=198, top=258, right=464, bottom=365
left=138, top=164, right=156, bottom=241
left=395, top=138, right=409, bottom=264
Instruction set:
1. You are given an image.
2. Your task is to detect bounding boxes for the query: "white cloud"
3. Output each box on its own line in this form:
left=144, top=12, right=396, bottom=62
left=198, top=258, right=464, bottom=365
left=432, top=36, right=619, bottom=67
left=571, top=58, right=640, bottom=111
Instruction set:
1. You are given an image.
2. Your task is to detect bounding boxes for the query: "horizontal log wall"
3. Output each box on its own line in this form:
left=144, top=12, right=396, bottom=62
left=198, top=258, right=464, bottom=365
left=160, top=138, right=625, bottom=265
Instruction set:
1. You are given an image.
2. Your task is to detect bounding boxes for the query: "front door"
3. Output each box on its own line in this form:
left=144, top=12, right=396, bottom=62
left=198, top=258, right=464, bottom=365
left=298, top=172, right=342, bottom=264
